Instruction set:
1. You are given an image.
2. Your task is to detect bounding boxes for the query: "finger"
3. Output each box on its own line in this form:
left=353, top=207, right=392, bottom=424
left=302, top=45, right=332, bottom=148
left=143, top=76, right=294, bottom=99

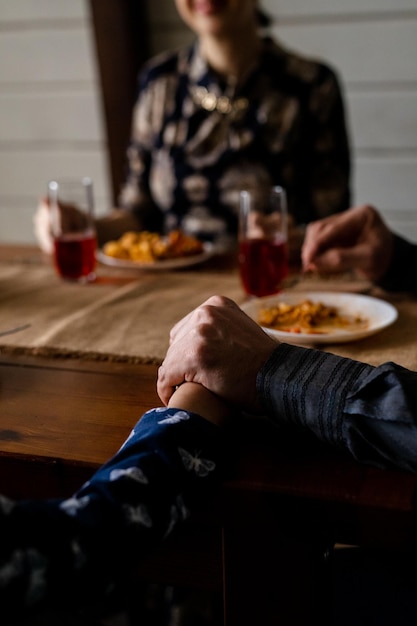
left=33, top=200, right=54, bottom=254
left=169, top=309, right=195, bottom=345
left=335, top=243, right=383, bottom=279
left=157, top=350, right=198, bottom=406
left=157, top=353, right=188, bottom=405
left=301, top=221, right=329, bottom=269
left=157, top=364, right=181, bottom=406
left=169, top=296, right=219, bottom=344
left=312, top=244, right=368, bottom=274
left=302, top=208, right=367, bottom=270
left=169, top=295, right=237, bottom=345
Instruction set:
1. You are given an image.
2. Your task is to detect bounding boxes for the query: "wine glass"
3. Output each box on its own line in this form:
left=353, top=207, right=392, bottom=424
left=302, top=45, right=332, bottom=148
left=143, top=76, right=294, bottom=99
left=238, top=185, right=289, bottom=297
left=48, top=177, right=97, bottom=282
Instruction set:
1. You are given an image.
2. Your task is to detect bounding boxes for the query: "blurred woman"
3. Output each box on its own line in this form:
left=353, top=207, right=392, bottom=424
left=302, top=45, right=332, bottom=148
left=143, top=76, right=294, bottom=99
left=35, top=1, right=351, bottom=260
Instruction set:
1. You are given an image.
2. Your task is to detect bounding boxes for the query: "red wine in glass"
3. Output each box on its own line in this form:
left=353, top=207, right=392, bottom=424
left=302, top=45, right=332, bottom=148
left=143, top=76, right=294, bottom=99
left=239, top=235, right=288, bottom=297
left=53, top=231, right=96, bottom=281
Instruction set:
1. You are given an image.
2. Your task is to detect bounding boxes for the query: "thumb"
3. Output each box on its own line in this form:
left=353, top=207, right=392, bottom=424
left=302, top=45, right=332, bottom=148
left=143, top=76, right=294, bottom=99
left=33, top=198, right=54, bottom=254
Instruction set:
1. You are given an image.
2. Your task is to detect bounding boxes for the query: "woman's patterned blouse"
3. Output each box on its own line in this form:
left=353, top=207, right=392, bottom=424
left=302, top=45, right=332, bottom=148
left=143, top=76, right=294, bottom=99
left=119, top=37, right=351, bottom=241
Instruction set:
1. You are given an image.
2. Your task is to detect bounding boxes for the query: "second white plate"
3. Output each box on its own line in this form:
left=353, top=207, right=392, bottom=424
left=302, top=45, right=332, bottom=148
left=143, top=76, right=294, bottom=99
left=240, top=291, right=398, bottom=344
left=96, top=242, right=214, bottom=271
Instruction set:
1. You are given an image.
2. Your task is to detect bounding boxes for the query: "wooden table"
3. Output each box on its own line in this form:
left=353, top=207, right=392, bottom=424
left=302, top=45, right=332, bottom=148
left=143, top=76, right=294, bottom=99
left=1, top=245, right=417, bottom=625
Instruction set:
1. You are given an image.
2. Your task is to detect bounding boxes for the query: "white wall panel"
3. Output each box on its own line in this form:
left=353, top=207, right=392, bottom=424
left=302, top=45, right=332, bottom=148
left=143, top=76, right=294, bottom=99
left=354, top=158, right=417, bottom=210
left=0, top=198, right=108, bottom=245
left=274, top=20, right=417, bottom=84
left=0, top=204, right=47, bottom=244
left=0, top=30, right=96, bottom=83
left=0, top=0, right=111, bottom=243
left=0, top=93, right=104, bottom=143
left=0, top=0, right=86, bottom=21
left=348, top=92, right=417, bottom=151
left=0, top=151, right=110, bottom=203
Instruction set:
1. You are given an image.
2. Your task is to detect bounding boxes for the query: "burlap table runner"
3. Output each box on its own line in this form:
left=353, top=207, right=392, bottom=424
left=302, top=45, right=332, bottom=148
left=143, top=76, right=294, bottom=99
left=1, top=259, right=416, bottom=370
left=0, top=261, right=245, bottom=364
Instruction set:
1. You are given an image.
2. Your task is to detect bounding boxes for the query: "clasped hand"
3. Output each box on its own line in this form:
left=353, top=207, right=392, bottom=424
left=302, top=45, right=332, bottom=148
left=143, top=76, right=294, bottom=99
left=157, top=295, right=278, bottom=414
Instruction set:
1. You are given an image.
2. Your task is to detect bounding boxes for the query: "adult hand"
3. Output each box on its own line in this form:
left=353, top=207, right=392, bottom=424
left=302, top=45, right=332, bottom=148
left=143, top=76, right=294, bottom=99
left=301, top=204, right=393, bottom=282
left=157, top=295, right=278, bottom=412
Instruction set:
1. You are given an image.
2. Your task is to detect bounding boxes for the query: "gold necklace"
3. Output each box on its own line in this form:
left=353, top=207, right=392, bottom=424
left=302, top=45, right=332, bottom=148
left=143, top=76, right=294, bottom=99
left=191, top=86, right=249, bottom=119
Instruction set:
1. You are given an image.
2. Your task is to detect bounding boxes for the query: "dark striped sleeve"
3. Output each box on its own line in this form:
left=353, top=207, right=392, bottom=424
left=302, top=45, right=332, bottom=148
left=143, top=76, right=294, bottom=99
left=376, top=235, right=417, bottom=294
left=257, top=344, right=417, bottom=472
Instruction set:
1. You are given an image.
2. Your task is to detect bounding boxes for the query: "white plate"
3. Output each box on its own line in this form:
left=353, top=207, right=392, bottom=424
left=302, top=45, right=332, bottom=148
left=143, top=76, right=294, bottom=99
left=96, top=242, right=214, bottom=271
left=240, top=291, right=398, bottom=344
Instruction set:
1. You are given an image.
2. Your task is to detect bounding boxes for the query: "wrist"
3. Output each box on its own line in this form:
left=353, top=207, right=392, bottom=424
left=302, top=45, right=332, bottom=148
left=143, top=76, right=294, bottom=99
left=168, top=383, right=230, bottom=427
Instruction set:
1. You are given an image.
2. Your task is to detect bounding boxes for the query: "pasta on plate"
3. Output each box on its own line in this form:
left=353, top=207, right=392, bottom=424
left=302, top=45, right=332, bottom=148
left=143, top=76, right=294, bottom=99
left=258, top=299, right=368, bottom=335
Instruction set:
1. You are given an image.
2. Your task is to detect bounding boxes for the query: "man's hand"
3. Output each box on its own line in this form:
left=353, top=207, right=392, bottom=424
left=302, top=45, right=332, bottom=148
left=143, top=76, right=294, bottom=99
left=301, top=204, right=393, bottom=282
left=157, top=295, right=278, bottom=413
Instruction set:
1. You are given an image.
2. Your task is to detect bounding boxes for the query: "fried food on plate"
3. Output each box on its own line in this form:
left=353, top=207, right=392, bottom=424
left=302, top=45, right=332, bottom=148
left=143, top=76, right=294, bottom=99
left=103, top=230, right=204, bottom=263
